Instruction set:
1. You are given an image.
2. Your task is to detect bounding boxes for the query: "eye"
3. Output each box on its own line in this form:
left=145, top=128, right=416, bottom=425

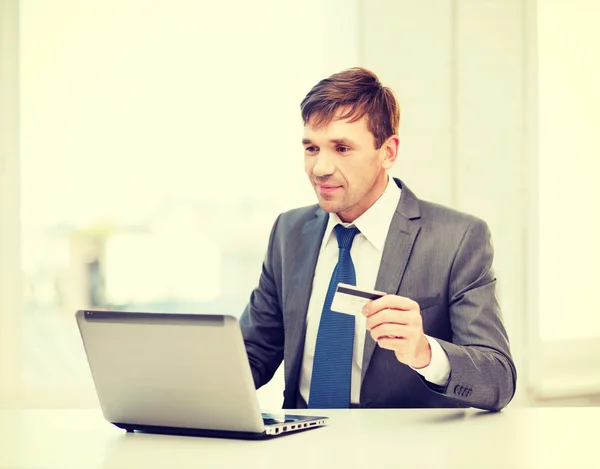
left=305, top=146, right=319, bottom=155
left=337, top=146, right=351, bottom=153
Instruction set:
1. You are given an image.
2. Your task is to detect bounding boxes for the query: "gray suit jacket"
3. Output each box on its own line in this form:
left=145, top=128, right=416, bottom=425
left=240, top=178, right=516, bottom=411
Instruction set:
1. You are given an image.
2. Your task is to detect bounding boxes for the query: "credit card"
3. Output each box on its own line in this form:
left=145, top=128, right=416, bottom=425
left=330, top=283, right=386, bottom=316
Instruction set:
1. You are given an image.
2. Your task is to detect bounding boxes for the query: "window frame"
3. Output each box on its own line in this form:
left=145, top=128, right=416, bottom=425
left=0, top=0, right=21, bottom=408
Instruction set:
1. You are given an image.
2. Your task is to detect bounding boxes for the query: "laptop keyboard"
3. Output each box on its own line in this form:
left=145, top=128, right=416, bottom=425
left=261, top=413, right=301, bottom=425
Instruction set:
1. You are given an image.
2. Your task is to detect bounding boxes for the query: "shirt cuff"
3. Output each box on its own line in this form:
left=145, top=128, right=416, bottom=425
left=410, top=335, right=451, bottom=386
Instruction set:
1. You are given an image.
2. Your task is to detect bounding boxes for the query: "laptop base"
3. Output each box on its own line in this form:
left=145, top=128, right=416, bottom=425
left=112, top=421, right=319, bottom=440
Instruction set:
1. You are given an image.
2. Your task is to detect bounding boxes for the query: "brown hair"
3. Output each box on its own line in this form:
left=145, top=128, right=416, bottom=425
left=300, top=67, right=400, bottom=149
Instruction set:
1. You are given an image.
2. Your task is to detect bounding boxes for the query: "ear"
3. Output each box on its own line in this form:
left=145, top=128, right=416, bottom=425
left=381, top=135, right=400, bottom=170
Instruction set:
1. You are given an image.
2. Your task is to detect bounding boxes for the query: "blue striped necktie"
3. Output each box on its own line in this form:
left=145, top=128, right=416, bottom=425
left=308, top=224, right=360, bottom=409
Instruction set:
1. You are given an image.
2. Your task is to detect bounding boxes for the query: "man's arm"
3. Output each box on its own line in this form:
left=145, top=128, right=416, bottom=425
left=239, top=215, right=285, bottom=389
left=364, top=218, right=516, bottom=411
left=434, top=218, right=517, bottom=411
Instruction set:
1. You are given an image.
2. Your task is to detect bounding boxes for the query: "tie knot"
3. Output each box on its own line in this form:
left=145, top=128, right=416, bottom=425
left=335, top=225, right=360, bottom=250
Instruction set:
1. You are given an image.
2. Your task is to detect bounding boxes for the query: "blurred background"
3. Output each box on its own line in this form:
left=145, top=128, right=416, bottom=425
left=1, top=0, right=599, bottom=410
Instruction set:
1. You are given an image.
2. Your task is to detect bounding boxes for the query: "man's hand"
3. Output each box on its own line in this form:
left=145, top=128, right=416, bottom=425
left=362, top=295, right=431, bottom=369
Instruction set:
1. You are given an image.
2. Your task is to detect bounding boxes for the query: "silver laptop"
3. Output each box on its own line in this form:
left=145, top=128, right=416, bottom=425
left=75, top=310, right=328, bottom=439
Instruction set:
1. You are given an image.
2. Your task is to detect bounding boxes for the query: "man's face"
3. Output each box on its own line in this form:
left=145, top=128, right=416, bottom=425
left=303, top=112, right=396, bottom=222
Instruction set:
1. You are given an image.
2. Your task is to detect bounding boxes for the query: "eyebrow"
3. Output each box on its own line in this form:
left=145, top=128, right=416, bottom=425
left=331, top=138, right=356, bottom=147
left=302, top=138, right=358, bottom=147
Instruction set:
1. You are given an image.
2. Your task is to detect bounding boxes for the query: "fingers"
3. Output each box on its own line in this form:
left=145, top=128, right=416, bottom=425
left=360, top=294, right=426, bottom=366
left=378, top=335, right=432, bottom=370
left=369, top=323, right=408, bottom=341
left=377, top=337, right=406, bottom=351
left=362, top=294, right=418, bottom=318
left=366, top=308, right=422, bottom=332
left=365, top=308, right=409, bottom=330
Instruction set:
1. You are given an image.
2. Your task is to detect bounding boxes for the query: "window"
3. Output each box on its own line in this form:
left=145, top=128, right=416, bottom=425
left=12, top=0, right=356, bottom=407
left=530, top=0, right=600, bottom=398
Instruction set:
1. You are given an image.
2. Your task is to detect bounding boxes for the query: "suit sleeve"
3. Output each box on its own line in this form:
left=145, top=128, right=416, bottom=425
left=432, top=218, right=517, bottom=411
left=239, top=215, right=285, bottom=389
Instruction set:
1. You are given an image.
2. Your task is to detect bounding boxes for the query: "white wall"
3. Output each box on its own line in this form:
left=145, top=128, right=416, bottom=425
left=361, top=1, right=455, bottom=206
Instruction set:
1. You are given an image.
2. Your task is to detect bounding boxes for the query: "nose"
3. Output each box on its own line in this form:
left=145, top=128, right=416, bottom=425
left=312, top=150, right=336, bottom=178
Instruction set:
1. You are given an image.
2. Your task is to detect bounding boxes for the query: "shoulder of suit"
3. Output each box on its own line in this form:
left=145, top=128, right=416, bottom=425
left=417, top=199, right=489, bottom=231
left=279, top=203, right=321, bottom=219
left=275, top=203, right=323, bottom=228
left=272, top=199, right=489, bottom=230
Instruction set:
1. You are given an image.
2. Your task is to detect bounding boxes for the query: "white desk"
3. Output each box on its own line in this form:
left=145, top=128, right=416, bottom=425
left=0, top=407, right=596, bottom=469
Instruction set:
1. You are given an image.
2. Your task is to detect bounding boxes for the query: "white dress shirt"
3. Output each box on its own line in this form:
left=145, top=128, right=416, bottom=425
left=298, top=176, right=451, bottom=406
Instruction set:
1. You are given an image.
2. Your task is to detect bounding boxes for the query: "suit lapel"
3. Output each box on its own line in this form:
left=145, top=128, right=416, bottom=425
left=284, top=209, right=328, bottom=390
left=361, top=179, right=422, bottom=382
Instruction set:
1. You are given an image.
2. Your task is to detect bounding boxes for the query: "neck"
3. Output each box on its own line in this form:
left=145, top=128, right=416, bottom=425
left=337, top=172, right=389, bottom=223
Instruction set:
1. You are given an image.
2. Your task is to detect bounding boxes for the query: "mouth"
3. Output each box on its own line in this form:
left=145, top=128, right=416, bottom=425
left=316, top=184, right=342, bottom=194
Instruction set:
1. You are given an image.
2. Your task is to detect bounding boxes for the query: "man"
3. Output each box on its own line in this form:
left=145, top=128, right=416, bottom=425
left=240, top=67, right=516, bottom=411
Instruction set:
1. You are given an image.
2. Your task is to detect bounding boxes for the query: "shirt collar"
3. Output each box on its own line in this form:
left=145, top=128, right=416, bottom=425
left=322, top=176, right=401, bottom=252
